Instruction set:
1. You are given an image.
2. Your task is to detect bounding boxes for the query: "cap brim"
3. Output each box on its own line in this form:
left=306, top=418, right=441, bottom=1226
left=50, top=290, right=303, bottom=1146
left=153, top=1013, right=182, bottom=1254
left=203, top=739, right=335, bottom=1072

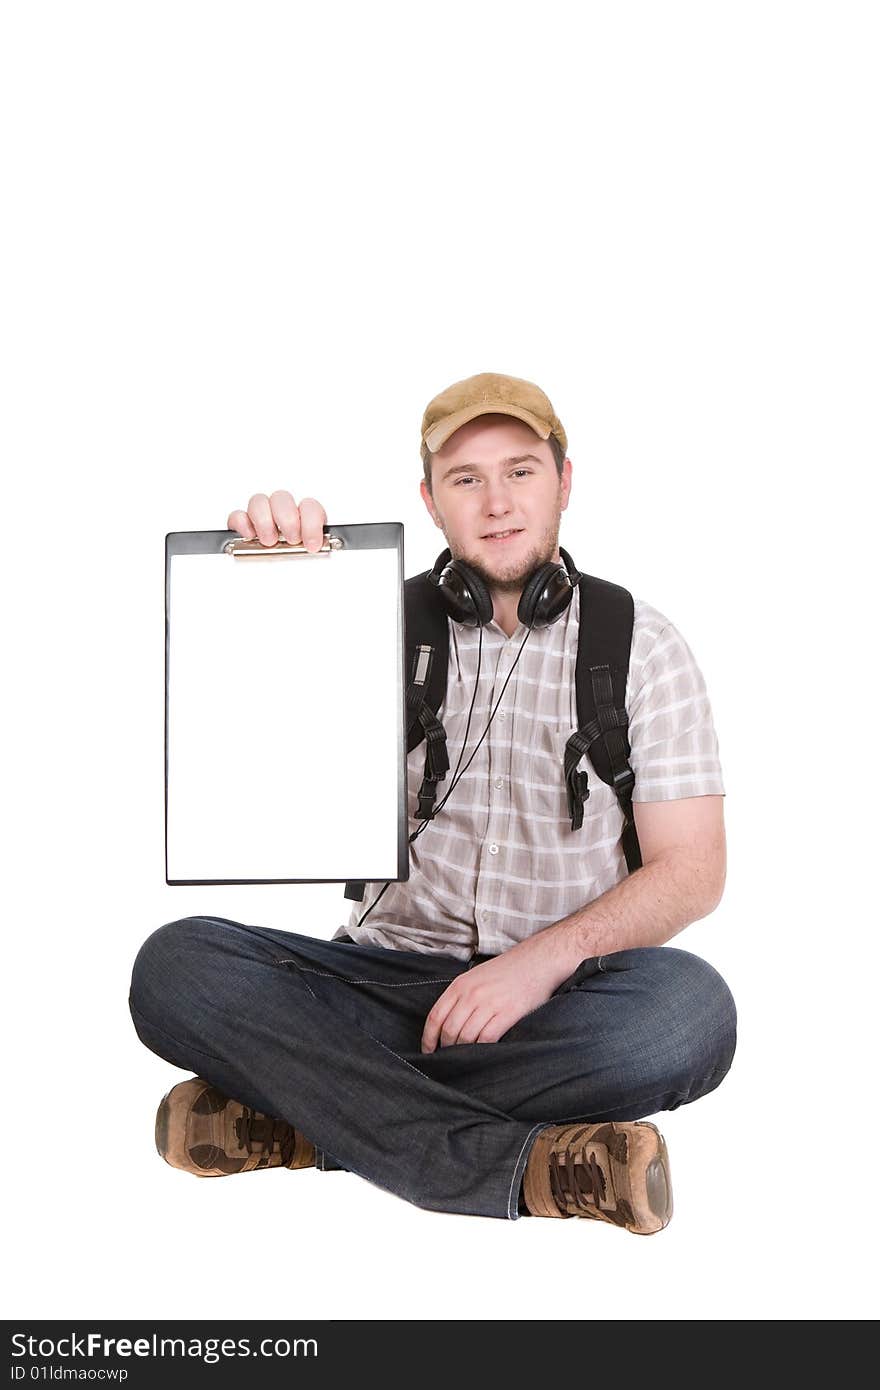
left=424, top=404, right=552, bottom=453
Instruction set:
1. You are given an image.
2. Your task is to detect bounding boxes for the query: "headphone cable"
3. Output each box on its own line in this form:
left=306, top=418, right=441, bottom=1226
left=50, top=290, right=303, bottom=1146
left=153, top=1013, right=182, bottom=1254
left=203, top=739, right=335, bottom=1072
left=353, top=623, right=532, bottom=930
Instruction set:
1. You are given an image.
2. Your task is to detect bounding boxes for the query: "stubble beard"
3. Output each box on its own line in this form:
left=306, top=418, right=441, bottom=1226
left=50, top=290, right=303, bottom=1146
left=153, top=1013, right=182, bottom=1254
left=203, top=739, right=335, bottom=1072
left=443, top=509, right=563, bottom=597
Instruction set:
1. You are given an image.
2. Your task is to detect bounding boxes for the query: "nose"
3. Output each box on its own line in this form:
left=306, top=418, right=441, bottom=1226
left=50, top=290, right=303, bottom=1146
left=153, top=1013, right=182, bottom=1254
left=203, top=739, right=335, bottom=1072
left=482, top=476, right=517, bottom=518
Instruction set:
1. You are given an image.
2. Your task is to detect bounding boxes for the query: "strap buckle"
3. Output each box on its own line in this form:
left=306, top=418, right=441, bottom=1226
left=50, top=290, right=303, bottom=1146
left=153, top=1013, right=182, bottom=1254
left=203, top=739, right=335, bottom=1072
left=611, top=766, right=635, bottom=798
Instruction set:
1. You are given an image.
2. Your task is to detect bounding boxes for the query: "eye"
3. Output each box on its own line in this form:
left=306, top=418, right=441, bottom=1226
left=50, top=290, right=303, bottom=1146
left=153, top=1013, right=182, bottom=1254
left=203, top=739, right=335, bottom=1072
left=454, top=470, right=532, bottom=487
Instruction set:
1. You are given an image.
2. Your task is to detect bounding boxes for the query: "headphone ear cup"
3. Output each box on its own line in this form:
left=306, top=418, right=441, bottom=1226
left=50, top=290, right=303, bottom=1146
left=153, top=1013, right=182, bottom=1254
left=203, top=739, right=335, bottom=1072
left=428, top=548, right=494, bottom=627
left=518, top=561, right=576, bottom=629
left=441, top=559, right=494, bottom=626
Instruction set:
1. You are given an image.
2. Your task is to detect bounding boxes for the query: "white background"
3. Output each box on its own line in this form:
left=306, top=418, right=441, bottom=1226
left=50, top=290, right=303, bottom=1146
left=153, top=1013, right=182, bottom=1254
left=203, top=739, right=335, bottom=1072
left=3, top=1, right=877, bottom=1322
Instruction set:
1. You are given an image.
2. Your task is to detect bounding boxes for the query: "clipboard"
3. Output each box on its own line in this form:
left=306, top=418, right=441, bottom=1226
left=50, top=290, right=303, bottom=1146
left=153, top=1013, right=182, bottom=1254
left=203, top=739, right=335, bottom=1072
left=164, top=522, right=409, bottom=887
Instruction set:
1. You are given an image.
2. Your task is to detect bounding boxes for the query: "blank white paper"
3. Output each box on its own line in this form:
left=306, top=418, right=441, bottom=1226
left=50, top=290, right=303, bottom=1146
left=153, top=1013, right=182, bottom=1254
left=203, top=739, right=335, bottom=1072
left=166, top=540, right=402, bottom=883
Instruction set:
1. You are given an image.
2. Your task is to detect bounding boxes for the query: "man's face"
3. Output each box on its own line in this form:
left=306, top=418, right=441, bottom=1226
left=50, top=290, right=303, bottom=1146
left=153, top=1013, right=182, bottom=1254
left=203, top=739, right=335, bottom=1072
left=419, top=414, right=572, bottom=597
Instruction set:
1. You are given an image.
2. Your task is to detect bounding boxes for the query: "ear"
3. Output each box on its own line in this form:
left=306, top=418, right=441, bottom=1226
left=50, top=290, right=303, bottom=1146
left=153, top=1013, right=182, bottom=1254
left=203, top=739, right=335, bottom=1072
left=560, top=457, right=573, bottom=509
left=420, top=479, right=441, bottom=526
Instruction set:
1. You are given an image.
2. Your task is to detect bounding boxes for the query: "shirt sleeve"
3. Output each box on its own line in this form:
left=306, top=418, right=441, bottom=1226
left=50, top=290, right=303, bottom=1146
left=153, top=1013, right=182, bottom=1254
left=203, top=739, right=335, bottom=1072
left=627, top=615, right=725, bottom=802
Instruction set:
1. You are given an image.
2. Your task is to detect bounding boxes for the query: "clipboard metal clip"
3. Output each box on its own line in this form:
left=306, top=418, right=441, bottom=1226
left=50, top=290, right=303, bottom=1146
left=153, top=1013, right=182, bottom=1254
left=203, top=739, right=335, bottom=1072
left=222, top=535, right=344, bottom=557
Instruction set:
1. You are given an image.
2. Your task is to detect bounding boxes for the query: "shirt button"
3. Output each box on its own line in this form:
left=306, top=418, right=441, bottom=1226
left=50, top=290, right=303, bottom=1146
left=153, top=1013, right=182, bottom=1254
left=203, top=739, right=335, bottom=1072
left=488, top=843, right=499, bottom=855
left=499, top=712, right=507, bottom=722
left=494, top=778, right=504, bottom=789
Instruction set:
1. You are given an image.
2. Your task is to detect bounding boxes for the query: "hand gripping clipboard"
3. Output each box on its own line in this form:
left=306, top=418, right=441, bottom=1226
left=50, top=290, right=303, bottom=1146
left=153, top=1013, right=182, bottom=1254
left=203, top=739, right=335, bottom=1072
left=164, top=522, right=409, bottom=886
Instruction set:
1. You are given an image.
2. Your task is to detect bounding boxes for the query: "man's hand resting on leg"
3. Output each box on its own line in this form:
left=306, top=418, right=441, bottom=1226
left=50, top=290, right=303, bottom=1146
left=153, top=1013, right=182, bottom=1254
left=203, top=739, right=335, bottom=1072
left=420, top=931, right=584, bottom=1052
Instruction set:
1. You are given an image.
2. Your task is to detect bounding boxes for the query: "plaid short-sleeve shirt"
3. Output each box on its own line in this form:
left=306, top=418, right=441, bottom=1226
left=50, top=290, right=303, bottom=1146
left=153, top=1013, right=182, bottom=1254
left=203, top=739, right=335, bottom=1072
left=334, top=583, right=725, bottom=960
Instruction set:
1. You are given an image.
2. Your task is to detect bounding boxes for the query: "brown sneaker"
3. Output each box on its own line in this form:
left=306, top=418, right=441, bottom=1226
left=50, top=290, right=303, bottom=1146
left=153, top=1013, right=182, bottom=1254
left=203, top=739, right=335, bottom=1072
left=521, top=1121, right=672, bottom=1233
left=154, top=1077, right=316, bottom=1177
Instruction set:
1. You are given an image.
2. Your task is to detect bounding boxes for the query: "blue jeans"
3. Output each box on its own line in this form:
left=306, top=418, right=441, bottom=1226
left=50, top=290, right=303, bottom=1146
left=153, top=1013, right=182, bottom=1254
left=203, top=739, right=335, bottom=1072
left=128, top=917, right=737, bottom=1220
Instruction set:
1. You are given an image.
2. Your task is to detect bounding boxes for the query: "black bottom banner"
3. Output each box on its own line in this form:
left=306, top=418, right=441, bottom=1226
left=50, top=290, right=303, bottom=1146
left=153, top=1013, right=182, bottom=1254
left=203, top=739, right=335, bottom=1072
left=5, top=1321, right=623, bottom=1383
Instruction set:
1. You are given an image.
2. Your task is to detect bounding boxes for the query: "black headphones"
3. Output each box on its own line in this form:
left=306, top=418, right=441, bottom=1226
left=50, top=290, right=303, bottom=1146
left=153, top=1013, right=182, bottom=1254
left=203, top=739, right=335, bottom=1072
left=352, top=543, right=583, bottom=932
left=427, top=543, right=583, bottom=630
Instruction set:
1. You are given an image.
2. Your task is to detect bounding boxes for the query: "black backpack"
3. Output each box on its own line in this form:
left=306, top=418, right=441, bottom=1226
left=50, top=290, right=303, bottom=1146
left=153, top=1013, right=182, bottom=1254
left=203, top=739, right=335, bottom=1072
left=344, top=562, right=642, bottom=904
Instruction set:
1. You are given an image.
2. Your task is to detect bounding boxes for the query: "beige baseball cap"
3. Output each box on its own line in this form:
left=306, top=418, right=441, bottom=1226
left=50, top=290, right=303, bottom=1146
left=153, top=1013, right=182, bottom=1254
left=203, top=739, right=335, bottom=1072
left=420, top=371, right=568, bottom=462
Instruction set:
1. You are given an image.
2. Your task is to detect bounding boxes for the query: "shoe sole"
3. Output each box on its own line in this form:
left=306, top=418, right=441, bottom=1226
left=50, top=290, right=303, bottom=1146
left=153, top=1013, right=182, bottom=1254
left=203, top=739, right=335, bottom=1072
left=155, top=1087, right=220, bottom=1176
left=155, top=1083, right=249, bottom=1176
left=154, top=1083, right=316, bottom=1176
left=632, top=1125, right=673, bottom=1235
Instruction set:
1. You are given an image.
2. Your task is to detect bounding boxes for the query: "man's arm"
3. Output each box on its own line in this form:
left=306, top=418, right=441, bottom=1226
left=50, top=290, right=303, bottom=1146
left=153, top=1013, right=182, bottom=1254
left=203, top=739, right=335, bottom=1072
left=420, top=797, right=726, bottom=1051
left=543, top=793, right=727, bottom=965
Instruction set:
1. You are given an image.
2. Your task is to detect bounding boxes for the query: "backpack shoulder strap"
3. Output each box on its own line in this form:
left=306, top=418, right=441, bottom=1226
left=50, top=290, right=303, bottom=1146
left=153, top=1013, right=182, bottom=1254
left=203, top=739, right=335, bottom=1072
left=343, top=569, right=451, bottom=903
left=404, top=568, right=451, bottom=820
left=564, top=574, right=643, bottom=872
left=403, top=569, right=450, bottom=752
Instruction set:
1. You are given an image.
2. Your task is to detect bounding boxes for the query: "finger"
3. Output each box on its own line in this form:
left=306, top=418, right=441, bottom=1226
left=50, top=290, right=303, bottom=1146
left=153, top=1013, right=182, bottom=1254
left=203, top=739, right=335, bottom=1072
left=268, top=489, right=302, bottom=546
left=421, top=993, right=457, bottom=1053
left=297, top=497, right=328, bottom=553
left=437, top=997, right=482, bottom=1049
left=474, top=1014, right=506, bottom=1044
left=447, top=1004, right=491, bottom=1047
left=421, top=1011, right=443, bottom=1053
left=227, top=509, right=256, bottom=539
left=246, top=493, right=285, bottom=548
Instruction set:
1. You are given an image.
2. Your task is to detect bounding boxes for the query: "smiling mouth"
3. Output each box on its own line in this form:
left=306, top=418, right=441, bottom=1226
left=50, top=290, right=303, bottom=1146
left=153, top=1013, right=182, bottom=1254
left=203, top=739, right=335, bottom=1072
left=482, top=528, right=524, bottom=541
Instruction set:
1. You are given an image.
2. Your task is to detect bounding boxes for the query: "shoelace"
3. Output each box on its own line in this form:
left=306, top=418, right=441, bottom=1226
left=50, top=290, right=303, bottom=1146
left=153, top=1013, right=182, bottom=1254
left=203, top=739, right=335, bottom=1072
left=549, top=1143, right=608, bottom=1214
left=233, top=1106, right=298, bottom=1167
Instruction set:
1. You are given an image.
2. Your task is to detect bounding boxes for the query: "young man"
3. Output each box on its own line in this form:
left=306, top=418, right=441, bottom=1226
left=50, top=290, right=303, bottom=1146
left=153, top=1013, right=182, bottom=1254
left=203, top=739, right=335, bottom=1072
left=130, top=371, right=736, bottom=1232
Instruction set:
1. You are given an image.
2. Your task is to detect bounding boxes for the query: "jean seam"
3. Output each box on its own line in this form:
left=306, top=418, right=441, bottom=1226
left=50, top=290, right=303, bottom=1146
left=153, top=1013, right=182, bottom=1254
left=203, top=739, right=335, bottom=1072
left=282, top=958, right=470, bottom=1087
left=276, top=961, right=460, bottom=988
